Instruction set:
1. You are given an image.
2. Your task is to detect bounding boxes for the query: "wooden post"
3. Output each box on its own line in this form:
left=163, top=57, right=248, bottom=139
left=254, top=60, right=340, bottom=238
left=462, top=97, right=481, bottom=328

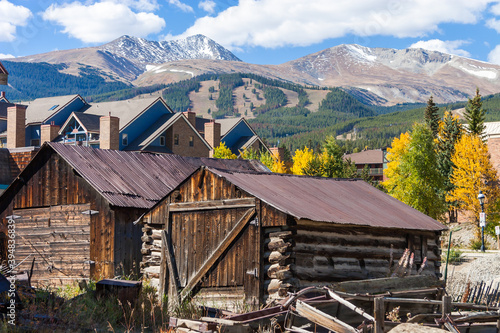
left=374, top=297, right=384, bottom=333
left=442, top=295, right=452, bottom=323
left=497, top=234, right=499, bottom=250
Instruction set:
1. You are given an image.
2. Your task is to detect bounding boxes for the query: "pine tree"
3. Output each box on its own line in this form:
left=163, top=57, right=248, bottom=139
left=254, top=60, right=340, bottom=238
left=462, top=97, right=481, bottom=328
left=436, top=111, right=463, bottom=223
left=424, top=96, right=440, bottom=137
left=464, top=88, right=486, bottom=137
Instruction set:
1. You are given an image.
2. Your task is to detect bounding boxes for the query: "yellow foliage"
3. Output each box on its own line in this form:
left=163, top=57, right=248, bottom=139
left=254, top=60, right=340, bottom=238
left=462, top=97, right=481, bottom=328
left=382, top=132, right=411, bottom=191
left=447, top=134, right=499, bottom=221
left=291, top=147, right=315, bottom=175
left=213, top=142, right=237, bottom=159
left=271, top=157, right=287, bottom=173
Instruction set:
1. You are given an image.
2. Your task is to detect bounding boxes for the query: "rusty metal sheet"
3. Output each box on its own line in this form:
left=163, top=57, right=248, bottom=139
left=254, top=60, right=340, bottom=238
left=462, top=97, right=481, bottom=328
left=50, top=143, right=268, bottom=209
left=208, top=168, right=446, bottom=231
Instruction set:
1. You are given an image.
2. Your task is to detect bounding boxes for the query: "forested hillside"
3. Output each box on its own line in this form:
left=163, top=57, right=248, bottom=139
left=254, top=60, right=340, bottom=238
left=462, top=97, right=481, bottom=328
left=2, top=61, right=132, bottom=101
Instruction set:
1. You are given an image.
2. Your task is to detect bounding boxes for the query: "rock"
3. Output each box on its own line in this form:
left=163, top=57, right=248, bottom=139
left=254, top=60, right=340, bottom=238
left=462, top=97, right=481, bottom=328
left=389, top=323, right=448, bottom=332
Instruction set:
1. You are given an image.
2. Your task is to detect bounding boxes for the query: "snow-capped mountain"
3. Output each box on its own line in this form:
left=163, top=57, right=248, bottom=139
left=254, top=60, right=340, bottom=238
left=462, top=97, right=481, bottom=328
left=99, top=34, right=241, bottom=65
left=8, top=39, right=500, bottom=105
left=11, top=34, right=241, bottom=81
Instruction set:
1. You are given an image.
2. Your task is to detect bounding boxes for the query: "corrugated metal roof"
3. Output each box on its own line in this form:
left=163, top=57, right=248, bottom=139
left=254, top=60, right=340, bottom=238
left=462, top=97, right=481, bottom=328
left=49, top=143, right=268, bottom=209
left=208, top=168, right=446, bottom=231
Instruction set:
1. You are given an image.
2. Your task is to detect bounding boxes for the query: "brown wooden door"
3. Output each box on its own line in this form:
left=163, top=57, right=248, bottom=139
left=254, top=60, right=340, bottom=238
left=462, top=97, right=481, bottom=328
left=163, top=206, right=260, bottom=308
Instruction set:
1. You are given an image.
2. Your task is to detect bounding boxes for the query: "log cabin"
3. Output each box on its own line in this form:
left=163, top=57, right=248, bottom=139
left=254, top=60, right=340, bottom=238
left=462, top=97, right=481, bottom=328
left=140, top=167, right=446, bottom=310
left=0, top=143, right=268, bottom=286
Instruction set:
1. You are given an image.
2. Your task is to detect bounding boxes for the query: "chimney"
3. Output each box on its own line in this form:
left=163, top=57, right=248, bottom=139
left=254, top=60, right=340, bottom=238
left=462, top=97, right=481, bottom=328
left=40, top=123, right=60, bottom=144
left=270, top=147, right=285, bottom=161
left=183, top=111, right=196, bottom=128
left=1, top=91, right=5, bottom=99
left=204, top=120, right=221, bottom=157
left=100, top=115, right=120, bottom=150
left=7, top=105, right=26, bottom=148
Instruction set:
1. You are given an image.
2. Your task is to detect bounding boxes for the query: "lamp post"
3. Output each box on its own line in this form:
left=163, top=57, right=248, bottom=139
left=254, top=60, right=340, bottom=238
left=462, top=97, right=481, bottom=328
left=478, top=191, right=486, bottom=252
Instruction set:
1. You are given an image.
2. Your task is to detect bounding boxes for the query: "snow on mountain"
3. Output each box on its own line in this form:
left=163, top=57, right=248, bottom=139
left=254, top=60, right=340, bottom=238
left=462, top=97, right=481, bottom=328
left=99, top=34, right=241, bottom=67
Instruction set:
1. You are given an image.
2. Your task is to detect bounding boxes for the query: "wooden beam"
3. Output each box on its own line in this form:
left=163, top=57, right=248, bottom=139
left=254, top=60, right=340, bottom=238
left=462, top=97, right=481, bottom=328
left=374, top=297, right=384, bottom=333
left=180, top=208, right=256, bottom=302
left=169, top=198, right=256, bottom=212
left=327, top=289, right=375, bottom=322
left=294, top=299, right=358, bottom=333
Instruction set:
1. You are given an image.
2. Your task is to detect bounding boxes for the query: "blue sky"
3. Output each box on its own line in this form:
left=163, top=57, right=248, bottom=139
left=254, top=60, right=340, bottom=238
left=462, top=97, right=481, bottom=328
left=2, top=0, right=500, bottom=65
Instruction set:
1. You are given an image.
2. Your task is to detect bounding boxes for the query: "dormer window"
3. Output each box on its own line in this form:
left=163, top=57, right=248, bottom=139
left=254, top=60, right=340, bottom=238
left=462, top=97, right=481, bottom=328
left=122, top=133, right=128, bottom=146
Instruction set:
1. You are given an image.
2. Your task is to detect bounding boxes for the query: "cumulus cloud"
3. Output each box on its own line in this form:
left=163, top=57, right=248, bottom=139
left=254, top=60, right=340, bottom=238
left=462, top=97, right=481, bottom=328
left=199, top=0, right=216, bottom=13
left=491, top=2, right=500, bottom=15
left=42, top=1, right=165, bottom=43
left=168, top=0, right=194, bottom=13
left=0, top=53, right=15, bottom=59
left=488, top=44, right=500, bottom=64
left=410, top=39, right=471, bottom=57
left=0, top=0, right=32, bottom=42
left=109, top=0, right=159, bottom=12
left=172, top=0, right=492, bottom=50
left=487, top=18, right=500, bottom=33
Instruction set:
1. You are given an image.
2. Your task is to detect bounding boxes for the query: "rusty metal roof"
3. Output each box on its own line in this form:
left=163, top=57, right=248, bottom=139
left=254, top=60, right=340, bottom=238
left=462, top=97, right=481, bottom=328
left=49, top=143, right=268, bottom=209
left=208, top=168, right=446, bottom=231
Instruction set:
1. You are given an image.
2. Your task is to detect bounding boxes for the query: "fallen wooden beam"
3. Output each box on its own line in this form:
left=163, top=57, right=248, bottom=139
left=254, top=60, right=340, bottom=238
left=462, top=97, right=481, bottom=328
left=327, top=289, right=375, bottom=322
left=294, top=299, right=358, bottom=333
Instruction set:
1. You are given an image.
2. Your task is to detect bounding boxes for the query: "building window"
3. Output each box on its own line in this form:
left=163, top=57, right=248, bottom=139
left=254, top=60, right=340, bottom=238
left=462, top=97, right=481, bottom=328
left=122, top=133, right=128, bottom=146
left=174, top=134, right=179, bottom=145
left=160, top=136, right=165, bottom=146
left=189, top=136, right=194, bottom=147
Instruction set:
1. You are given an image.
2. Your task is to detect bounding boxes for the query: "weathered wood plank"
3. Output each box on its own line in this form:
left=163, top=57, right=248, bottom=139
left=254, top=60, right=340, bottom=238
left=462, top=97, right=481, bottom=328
left=295, top=299, right=357, bottom=333
left=180, top=208, right=256, bottom=302
left=169, top=198, right=256, bottom=212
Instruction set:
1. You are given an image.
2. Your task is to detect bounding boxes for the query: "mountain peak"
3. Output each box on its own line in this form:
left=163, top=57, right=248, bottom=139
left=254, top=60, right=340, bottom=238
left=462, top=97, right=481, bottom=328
left=98, top=34, right=240, bottom=67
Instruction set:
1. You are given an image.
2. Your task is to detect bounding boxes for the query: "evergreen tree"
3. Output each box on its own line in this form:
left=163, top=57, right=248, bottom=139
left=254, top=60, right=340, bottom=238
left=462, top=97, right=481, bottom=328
left=464, top=88, right=486, bottom=137
left=436, top=111, right=463, bottom=223
left=424, top=96, right=440, bottom=138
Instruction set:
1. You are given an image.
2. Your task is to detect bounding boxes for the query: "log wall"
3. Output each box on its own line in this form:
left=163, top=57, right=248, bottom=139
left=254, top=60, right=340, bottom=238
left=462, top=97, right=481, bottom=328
left=292, top=220, right=442, bottom=288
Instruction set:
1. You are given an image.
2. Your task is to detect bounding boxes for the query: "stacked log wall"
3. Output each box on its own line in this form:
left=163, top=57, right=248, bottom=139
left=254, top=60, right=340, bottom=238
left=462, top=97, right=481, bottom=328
left=292, top=220, right=442, bottom=288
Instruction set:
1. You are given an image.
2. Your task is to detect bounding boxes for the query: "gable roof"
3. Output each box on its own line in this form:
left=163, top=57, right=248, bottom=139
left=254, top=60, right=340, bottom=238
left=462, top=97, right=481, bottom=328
left=0, top=143, right=269, bottom=210
left=24, top=94, right=87, bottom=125
left=216, top=118, right=250, bottom=138
left=125, top=113, right=212, bottom=152
left=84, top=97, right=172, bottom=131
left=206, top=168, right=446, bottom=231
left=59, top=112, right=101, bottom=135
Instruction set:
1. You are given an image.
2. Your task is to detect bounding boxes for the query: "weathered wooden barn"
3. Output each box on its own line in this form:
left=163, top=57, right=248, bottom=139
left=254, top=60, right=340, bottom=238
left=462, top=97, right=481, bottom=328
left=0, top=143, right=267, bottom=286
left=140, top=167, right=446, bottom=309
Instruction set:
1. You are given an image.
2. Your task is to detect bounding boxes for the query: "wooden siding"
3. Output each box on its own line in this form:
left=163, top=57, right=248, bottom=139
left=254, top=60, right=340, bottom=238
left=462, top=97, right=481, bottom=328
left=0, top=149, right=116, bottom=282
left=12, top=204, right=90, bottom=286
left=142, top=168, right=261, bottom=309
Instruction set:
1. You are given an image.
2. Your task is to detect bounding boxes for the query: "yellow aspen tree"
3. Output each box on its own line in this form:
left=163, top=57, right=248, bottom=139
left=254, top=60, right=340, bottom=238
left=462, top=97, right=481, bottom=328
left=213, top=142, right=237, bottom=159
left=291, top=147, right=315, bottom=175
left=447, top=134, right=499, bottom=237
left=382, top=132, right=411, bottom=194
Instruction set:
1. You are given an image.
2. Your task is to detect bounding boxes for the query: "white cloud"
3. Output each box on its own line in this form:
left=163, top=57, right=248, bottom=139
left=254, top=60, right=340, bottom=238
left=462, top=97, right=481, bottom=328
left=486, top=18, right=500, bottom=33
left=109, top=0, right=159, bottom=12
left=199, top=0, right=216, bottom=14
left=410, top=39, right=471, bottom=57
left=42, top=1, right=165, bottom=43
left=0, top=53, right=15, bottom=59
left=491, top=2, right=500, bottom=15
left=488, top=45, right=500, bottom=64
left=172, top=0, right=493, bottom=50
left=0, top=0, right=32, bottom=42
left=167, top=0, right=194, bottom=13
